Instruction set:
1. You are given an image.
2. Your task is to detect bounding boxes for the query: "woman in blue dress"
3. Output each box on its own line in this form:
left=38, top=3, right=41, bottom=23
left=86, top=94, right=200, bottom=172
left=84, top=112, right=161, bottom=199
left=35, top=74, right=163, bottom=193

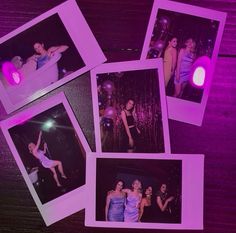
left=28, top=131, right=67, bottom=187
left=123, top=179, right=142, bottom=222
left=105, top=180, right=126, bottom=221
left=27, top=42, right=68, bottom=69
left=174, top=38, right=196, bottom=98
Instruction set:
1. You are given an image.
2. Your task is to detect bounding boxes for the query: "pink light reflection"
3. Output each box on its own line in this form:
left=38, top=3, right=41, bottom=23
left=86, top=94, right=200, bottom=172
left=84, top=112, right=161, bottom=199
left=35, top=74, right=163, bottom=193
left=192, top=66, right=205, bottom=87
left=190, top=56, right=211, bottom=89
left=2, top=61, right=22, bottom=85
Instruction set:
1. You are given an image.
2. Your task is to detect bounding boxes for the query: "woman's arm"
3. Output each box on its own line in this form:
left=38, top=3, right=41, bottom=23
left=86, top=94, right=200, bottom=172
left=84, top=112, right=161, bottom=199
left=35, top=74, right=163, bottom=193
left=34, top=131, right=42, bottom=152
left=122, top=188, right=131, bottom=194
left=105, top=193, right=111, bottom=221
left=121, top=111, right=133, bottom=147
left=175, top=49, right=184, bottom=82
left=48, top=45, right=69, bottom=56
left=156, top=196, right=174, bottom=212
left=43, top=142, right=47, bottom=154
left=138, top=198, right=146, bottom=222
left=171, top=49, right=177, bottom=74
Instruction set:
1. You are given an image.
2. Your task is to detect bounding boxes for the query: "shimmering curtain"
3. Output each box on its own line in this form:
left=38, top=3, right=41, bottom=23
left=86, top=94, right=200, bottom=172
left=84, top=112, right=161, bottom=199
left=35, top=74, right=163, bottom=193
left=98, top=68, right=164, bottom=153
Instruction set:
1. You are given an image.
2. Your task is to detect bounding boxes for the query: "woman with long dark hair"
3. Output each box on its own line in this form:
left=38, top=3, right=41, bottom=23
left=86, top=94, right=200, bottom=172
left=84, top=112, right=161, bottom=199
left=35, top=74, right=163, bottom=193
left=121, top=99, right=140, bottom=152
left=105, top=180, right=126, bottom=222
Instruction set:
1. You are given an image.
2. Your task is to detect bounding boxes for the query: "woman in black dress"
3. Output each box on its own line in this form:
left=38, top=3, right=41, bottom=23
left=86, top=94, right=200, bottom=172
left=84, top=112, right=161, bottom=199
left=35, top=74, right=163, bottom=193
left=121, top=99, right=140, bottom=152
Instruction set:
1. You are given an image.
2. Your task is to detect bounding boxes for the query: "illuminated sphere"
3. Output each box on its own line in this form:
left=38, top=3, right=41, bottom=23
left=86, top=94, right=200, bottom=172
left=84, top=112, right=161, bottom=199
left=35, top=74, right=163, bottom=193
left=193, top=67, right=206, bottom=87
left=104, top=106, right=117, bottom=119
left=102, top=80, right=114, bottom=94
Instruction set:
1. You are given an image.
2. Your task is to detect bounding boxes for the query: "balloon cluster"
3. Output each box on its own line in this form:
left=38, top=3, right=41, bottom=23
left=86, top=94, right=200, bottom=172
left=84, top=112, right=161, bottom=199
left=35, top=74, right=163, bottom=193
left=101, top=117, right=114, bottom=131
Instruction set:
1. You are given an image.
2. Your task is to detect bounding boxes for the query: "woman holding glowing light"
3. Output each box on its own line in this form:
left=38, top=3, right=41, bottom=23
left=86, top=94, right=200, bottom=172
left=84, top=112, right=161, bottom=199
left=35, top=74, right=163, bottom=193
left=28, top=131, right=67, bottom=187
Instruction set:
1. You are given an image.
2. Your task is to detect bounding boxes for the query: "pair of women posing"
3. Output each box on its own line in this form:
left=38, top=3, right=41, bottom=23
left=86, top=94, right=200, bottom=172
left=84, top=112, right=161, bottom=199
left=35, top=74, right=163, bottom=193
left=163, top=37, right=196, bottom=98
left=105, top=179, right=142, bottom=222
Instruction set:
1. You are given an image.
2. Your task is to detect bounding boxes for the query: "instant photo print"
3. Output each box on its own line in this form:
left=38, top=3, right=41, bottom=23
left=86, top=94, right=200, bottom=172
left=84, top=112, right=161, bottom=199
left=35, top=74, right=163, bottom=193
left=0, top=92, right=91, bottom=226
left=91, top=59, right=170, bottom=154
left=85, top=153, right=204, bottom=230
left=141, top=0, right=226, bottom=126
left=0, top=0, right=106, bottom=114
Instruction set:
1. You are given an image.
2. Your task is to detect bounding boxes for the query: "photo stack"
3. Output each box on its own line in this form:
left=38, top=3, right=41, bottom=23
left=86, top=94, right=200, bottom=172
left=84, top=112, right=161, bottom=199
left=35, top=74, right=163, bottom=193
left=0, top=0, right=226, bottom=230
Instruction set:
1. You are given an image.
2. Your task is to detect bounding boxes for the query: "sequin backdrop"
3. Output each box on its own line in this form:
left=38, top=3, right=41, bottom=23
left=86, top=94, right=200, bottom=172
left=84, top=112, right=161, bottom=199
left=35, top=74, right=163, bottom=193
left=97, top=69, right=165, bottom=153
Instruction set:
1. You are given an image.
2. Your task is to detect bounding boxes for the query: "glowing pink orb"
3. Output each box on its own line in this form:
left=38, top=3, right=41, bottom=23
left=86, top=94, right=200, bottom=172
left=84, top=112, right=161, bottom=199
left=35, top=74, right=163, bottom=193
left=12, top=72, right=21, bottom=84
left=192, top=67, right=206, bottom=87
left=2, top=61, right=21, bottom=85
left=190, top=56, right=211, bottom=89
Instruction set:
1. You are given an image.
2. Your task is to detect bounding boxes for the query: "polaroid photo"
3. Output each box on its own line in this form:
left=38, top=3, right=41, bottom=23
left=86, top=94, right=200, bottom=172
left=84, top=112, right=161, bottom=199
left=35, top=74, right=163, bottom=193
left=91, top=59, right=170, bottom=154
left=141, top=0, right=227, bottom=126
left=0, top=92, right=91, bottom=226
left=85, top=153, right=204, bottom=230
left=0, top=0, right=106, bottom=114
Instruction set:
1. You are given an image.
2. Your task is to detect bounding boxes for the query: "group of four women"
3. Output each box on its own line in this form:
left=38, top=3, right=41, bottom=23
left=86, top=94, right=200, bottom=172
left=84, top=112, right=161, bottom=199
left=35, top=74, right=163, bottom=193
left=105, top=179, right=175, bottom=223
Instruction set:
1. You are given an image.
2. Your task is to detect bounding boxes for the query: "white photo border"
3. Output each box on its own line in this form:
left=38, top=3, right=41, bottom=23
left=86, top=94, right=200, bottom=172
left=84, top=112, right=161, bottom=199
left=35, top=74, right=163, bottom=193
left=0, top=0, right=106, bottom=114
left=91, top=59, right=171, bottom=154
left=85, top=152, right=204, bottom=230
left=0, top=92, right=91, bottom=226
left=141, top=0, right=227, bottom=126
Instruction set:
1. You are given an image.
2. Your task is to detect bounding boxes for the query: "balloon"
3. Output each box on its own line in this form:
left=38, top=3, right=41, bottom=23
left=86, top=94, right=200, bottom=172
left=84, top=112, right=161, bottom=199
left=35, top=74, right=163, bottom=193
left=104, top=106, right=117, bottom=119
left=102, top=80, right=114, bottom=94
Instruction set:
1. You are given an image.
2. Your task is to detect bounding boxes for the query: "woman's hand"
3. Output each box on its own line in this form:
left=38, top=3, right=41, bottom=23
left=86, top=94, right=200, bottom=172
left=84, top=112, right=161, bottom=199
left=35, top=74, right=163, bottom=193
left=167, top=196, right=174, bottom=202
left=129, top=137, right=134, bottom=148
left=39, top=131, right=42, bottom=137
left=136, top=127, right=141, bottom=135
left=43, top=142, right=47, bottom=149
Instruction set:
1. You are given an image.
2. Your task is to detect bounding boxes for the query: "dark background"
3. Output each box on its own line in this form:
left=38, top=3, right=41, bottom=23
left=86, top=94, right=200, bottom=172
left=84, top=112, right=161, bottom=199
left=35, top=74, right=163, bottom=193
left=0, top=0, right=235, bottom=233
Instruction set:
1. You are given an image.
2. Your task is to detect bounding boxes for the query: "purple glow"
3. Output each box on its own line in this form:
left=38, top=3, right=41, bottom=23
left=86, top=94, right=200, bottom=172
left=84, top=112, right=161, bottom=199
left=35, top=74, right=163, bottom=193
left=190, top=56, right=211, bottom=89
left=2, top=61, right=22, bottom=85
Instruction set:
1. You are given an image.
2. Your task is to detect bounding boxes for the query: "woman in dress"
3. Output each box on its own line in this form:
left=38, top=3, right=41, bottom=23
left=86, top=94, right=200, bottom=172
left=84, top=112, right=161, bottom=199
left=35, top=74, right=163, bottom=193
left=28, top=131, right=67, bottom=187
left=123, top=179, right=142, bottom=222
left=155, top=183, right=174, bottom=222
left=121, top=99, right=140, bottom=153
left=174, top=38, right=196, bottom=98
left=139, top=186, right=153, bottom=222
left=27, top=42, right=69, bottom=69
left=163, top=37, right=178, bottom=87
left=105, top=180, right=126, bottom=222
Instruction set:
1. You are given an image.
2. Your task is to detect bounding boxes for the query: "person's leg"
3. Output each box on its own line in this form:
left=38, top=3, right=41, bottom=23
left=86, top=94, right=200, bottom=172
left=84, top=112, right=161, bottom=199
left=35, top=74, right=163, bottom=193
left=179, top=82, right=187, bottom=98
left=173, top=83, right=181, bottom=98
left=49, top=167, right=62, bottom=187
left=53, top=160, right=67, bottom=179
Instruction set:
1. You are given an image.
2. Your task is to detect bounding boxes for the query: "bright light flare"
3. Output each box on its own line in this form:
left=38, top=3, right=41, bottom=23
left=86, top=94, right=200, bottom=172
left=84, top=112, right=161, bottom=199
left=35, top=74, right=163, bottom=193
left=192, top=66, right=206, bottom=87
